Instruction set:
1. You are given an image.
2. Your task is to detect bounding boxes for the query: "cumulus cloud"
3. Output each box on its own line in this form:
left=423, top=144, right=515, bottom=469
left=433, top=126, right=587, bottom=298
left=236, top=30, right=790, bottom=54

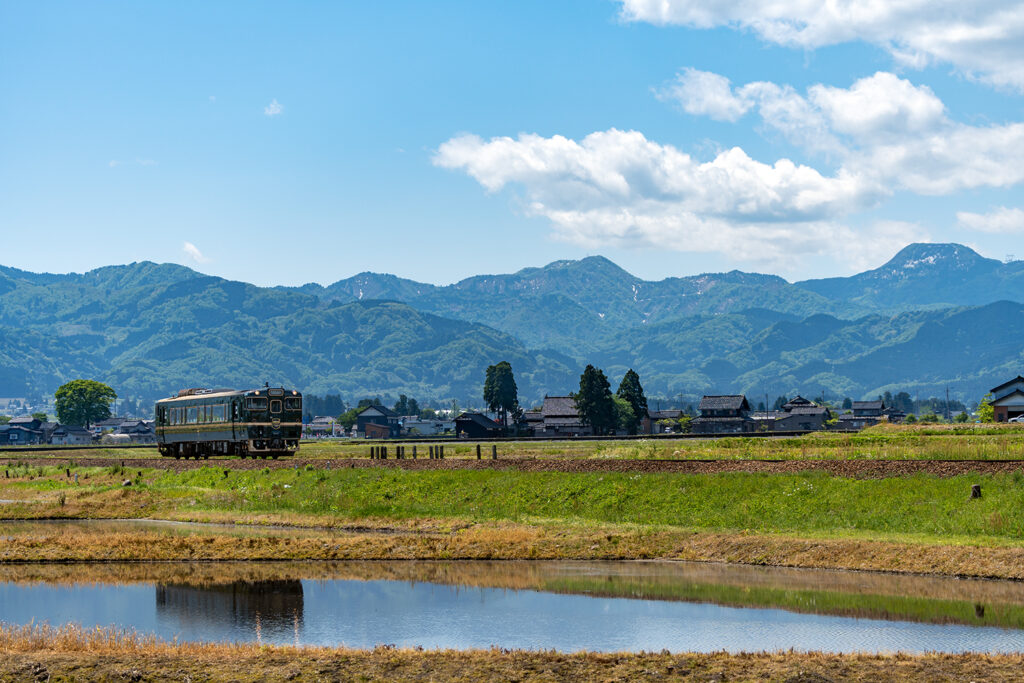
left=264, top=98, right=283, bottom=116
left=660, top=70, right=1024, bottom=194
left=957, top=206, right=1024, bottom=233
left=183, top=242, right=210, bottom=264
left=655, top=68, right=752, bottom=121
left=620, top=0, right=1024, bottom=91
left=434, top=129, right=884, bottom=270
left=435, top=70, right=1018, bottom=269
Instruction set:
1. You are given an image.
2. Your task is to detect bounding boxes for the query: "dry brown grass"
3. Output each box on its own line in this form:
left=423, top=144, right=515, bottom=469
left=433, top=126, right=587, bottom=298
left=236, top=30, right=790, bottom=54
left=5, top=522, right=1024, bottom=579
left=1, top=624, right=1023, bottom=682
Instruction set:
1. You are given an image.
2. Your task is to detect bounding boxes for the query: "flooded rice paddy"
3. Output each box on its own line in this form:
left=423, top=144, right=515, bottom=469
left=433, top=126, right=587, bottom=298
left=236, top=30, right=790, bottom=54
left=3, top=521, right=1024, bottom=653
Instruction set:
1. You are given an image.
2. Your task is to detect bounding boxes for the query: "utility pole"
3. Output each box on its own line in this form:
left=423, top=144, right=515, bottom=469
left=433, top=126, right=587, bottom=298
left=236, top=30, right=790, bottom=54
left=946, top=386, right=951, bottom=422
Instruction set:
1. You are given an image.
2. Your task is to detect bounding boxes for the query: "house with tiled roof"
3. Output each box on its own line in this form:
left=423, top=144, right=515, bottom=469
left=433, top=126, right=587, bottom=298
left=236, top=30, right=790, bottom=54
left=692, top=395, right=753, bottom=434
left=538, top=395, right=592, bottom=437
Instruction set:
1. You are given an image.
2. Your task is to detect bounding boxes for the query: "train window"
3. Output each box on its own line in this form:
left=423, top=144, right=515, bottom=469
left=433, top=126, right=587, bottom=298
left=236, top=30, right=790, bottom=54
left=270, top=399, right=282, bottom=414
left=213, top=404, right=225, bottom=422
left=247, top=397, right=267, bottom=410
left=284, top=398, right=301, bottom=411
left=204, top=405, right=212, bottom=422
left=187, top=407, right=198, bottom=424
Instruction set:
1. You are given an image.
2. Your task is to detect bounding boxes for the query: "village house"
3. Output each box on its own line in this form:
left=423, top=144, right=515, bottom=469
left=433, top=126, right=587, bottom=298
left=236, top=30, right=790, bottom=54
left=643, top=409, right=686, bottom=434
left=116, top=419, right=156, bottom=443
left=836, top=400, right=903, bottom=429
left=692, top=395, right=753, bottom=434
left=453, top=412, right=503, bottom=439
left=990, top=375, right=1024, bottom=422
left=50, top=424, right=93, bottom=445
left=537, top=396, right=592, bottom=437
left=354, top=404, right=401, bottom=438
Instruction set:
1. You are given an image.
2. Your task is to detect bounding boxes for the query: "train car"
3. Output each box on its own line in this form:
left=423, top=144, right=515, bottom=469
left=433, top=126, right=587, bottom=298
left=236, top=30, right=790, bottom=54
left=154, top=386, right=302, bottom=459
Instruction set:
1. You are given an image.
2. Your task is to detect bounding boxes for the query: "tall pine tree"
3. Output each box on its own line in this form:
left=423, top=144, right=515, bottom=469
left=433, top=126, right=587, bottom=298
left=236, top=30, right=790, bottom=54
left=483, top=361, right=518, bottom=427
left=615, top=369, right=648, bottom=435
left=575, top=365, right=615, bottom=435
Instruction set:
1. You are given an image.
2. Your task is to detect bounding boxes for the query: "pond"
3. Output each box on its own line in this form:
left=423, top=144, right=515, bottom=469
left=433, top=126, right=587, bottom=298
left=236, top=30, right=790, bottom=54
left=3, top=557, right=1024, bottom=653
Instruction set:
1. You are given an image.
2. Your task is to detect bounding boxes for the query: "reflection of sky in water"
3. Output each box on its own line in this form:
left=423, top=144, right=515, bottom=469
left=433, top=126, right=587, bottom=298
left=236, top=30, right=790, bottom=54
left=3, top=578, right=1024, bottom=653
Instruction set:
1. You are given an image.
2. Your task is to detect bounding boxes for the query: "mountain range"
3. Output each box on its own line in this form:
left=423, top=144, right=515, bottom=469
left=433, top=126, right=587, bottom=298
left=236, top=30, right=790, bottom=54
left=1, top=243, right=1021, bottom=408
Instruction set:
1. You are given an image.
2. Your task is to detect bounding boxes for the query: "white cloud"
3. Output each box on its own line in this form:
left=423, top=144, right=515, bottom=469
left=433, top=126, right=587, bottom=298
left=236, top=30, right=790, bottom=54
left=808, top=73, right=946, bottom=141
left=264, top=98, right=283, bottom=116
left=957, top=206, right=1024, bottom=233
left=435, top=71, right=1018, bottom=269
left=620, top=0, right=1024, bottom=91
left=183, top=242, right=210, bottom=264
left=661, top=70, right=1024, bottom=195
left=655, top=68, right=752, bottom=121
left=434, top=129, right=883, bottom=270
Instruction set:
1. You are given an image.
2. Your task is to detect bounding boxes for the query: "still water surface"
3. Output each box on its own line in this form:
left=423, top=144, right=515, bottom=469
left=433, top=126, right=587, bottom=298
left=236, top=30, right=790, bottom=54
left=4, top=558, right=1024, bottom=653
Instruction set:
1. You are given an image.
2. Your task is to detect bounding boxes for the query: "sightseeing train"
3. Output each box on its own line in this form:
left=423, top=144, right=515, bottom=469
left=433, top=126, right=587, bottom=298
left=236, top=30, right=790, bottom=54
left=154, top=386, right=302, bottom=459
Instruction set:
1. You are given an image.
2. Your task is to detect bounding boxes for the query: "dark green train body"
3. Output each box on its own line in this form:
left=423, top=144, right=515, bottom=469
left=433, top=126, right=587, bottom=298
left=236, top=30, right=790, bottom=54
left=155, top=387, right=302, bottom=459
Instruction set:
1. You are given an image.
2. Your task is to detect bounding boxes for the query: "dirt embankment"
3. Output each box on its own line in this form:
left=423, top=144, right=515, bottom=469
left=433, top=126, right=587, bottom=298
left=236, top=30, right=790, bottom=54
left=4, top=455, right=1024, bottom=478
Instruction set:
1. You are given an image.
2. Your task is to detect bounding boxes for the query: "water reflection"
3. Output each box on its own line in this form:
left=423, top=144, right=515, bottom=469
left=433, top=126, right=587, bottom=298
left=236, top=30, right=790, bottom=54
left=156, top=580, right=303, bottom=642
left=3, top=560, right=1024, bottom=653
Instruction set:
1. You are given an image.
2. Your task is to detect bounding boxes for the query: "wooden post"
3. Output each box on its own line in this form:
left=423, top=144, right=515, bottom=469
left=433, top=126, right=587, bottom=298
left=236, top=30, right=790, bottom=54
left=971, top=484, right=982, bottom=499
left=428, top=446, right=434, bottom=459
left=476, top=444, right=481, bottom=459
left=412, top=445, right=417, bottom=459
left=492, top=444, right=497, bottom=460
left=382, top=446, right=387, bottom=459
left=439, top=445, right=444, bottom=459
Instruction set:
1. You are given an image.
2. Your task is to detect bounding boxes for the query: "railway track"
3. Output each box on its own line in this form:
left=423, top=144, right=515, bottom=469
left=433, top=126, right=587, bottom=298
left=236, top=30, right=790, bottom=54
left=2, top=454, right=1023, bottom=478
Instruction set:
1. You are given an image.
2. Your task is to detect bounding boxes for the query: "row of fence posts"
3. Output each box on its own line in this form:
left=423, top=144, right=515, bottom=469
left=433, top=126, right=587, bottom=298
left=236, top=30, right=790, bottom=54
left=367, top=444, right=498, bottom=460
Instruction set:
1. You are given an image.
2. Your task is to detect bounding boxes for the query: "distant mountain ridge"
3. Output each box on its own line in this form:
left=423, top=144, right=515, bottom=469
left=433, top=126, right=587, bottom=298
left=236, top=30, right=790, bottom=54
left=0, top=243, right=1021, bottom=406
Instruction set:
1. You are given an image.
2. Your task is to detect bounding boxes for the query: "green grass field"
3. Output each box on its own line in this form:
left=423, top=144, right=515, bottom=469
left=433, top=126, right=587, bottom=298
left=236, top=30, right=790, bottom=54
left=7, top=462, right=1024, bottom=544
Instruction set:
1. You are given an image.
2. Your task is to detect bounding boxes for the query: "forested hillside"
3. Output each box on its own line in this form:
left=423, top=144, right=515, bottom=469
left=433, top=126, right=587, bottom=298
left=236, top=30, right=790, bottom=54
left=1, top=243, right=1021, bottom=407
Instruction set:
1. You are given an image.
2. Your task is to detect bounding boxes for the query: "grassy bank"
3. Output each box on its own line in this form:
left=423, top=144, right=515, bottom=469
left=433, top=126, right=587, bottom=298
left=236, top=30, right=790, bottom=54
left=5, top=463, right=1024, bottom=577
left=5, top=463, right=1023, bottom=542
left=0, top=624, right=1022, bottom=682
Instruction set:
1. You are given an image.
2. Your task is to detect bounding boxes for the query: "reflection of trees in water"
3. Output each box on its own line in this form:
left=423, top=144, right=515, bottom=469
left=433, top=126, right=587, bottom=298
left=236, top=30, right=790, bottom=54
left=156, top=580, right=303, bottom=637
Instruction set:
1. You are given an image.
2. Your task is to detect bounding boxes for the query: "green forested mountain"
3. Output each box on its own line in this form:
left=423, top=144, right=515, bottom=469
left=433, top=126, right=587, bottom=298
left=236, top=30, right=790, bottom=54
left=1, top=244, right=1022, bottom=407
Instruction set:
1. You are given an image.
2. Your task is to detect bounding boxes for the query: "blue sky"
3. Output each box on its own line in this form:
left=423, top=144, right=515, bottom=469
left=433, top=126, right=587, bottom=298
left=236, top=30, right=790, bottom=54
left=2, top=1, right=1022, bottom=286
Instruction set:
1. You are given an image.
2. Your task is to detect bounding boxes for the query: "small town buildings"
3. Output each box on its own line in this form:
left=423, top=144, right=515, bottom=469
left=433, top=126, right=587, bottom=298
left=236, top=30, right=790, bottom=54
left=453, top=412, right=503, bottom=439
left=522, top=409, right=544, bottom=435
left=537, top=396, right=592, bottom=437
left=50, top=424, right=93, bottom=445
left=307, top=416, right=341, bottom=437
left=0, top=423, right=45, bottom=445
left=118, top=419, right=156, bottom=443
left=401, top=418, right=453, bottom=436
left=644, top=409, right=686, bottom=434
left=92, top=417, right=126, bottom=435
left=836, top=400, right=891, bottom=429
left=991, top=376, right=1024, bottom=422
left=692, top=395, right=753, bottom=434
left=355, top=404, right=401, bottom=438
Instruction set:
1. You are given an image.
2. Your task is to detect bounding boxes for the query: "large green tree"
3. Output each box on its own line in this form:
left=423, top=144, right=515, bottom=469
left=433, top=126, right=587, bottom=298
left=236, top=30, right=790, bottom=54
left=54, top=379, right=117, bottom=428
left=615, top=369, right=648, bottom=435
left=483, top=361, right=518, bottom=427
left=575, top=364, right=615, bottom=435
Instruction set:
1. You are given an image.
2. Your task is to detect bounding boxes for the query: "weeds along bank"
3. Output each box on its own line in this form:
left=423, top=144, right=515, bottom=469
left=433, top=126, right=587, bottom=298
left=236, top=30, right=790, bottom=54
left=3, top=624, right=1023, bottom=683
